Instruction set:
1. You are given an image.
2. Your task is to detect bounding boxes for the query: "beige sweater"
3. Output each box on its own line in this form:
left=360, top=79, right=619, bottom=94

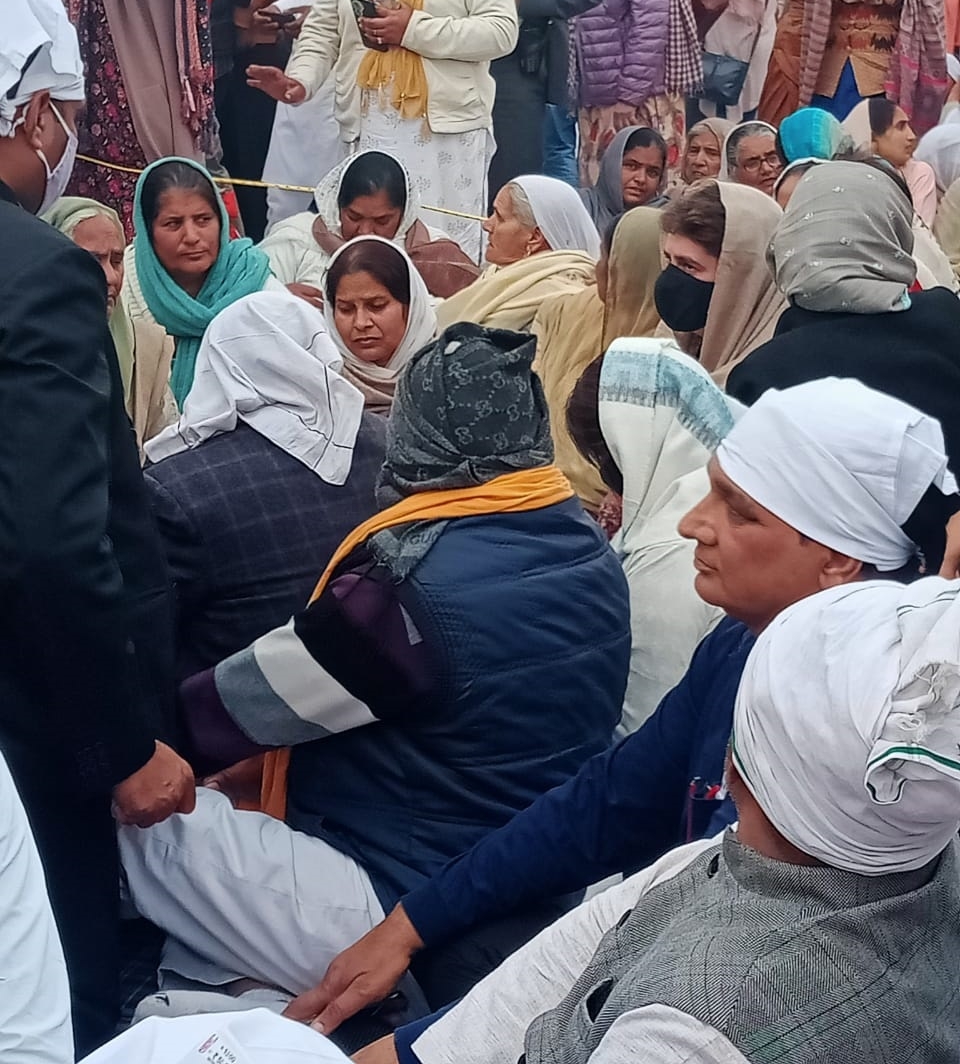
left=285, top=0, right=517, bottom=142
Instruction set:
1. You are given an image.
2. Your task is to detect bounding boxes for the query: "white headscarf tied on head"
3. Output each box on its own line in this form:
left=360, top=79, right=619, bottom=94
left=323, top=235, right=436, bottom=414
left=733, top=576, right=960, bottom=875
left=145, top=290, right=364, bottom=485
left=512, top=175, right=602, bottom=259
left=1, top=0, right=84, bottom=137
left=716, top=378, right=957, bottom=571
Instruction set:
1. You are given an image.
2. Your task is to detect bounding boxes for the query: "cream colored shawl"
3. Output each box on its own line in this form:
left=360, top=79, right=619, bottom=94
left=675, top=182, right=785, bottom=386
left=436, top=251, right=596, bottom=333
left=532, top=208, right=664, bottom=510
left=934, top=174, right=960, bottom=283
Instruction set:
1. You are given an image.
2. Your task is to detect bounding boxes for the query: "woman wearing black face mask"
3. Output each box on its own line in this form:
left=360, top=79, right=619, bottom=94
left=655, top=180, right=785, bottom=386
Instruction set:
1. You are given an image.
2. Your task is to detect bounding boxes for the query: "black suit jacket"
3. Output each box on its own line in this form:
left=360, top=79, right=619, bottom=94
left=145, top=418, right=387, bottom=681
left=0, top=184, right=174, bottom=795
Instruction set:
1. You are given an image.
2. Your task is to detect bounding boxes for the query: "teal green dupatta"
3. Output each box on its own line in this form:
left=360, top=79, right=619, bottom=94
left=132, top=157, right=272, bottom=408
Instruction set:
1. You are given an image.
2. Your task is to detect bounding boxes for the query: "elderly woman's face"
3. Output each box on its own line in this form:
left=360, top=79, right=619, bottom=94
left=682, top=131, right=722, bottom=184
left=482, top=187, right=546, bottom=267
left=731, top=133, right=783, bottom=196
left=72, top=214, right=125, bottom=314
left=333, top=269, right=409, bottom=366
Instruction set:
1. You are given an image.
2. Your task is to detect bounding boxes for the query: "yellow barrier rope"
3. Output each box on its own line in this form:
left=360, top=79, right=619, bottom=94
left=77, top=154, right=486, bottom=222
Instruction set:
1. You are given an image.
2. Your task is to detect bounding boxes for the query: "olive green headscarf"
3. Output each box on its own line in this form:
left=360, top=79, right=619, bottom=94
left=42, top=196, right=135, bottom=399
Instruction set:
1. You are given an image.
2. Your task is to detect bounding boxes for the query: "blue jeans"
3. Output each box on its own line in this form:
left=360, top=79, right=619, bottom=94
left=543, top=105, right=579, bottom=187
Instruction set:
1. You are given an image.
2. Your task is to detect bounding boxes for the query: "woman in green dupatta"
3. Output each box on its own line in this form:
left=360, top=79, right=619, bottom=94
left=132, top=157, right=273, bottom=407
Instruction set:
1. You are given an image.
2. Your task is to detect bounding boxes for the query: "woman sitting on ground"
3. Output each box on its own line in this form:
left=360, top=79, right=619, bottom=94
left=130, top=157, right=277, bottom=408
left=436, top=176, right=600, bottom=333
left=843, top=99, right=937, bottom=227
left=143, top=290, right=387, bottom=681
left=656, top=179, right=784, bottom=385
left=324, top=236, right=437, bottom=414
left=117, top=323, right=632, bottom=1014
left=579, top=127, right=669, bottom=231
left=43, top=196, right=176, bottom=455
left=532, top=207, right=662, bottom=513
left=567, top=339, right=731, bottom=734
left=259, top=150, right=480, bottom=303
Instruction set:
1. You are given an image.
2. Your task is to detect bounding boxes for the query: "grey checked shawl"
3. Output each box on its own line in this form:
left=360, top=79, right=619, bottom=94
left=525, top=834, right=960, bottom=1063
left=371, top=323, right=554, bottom=577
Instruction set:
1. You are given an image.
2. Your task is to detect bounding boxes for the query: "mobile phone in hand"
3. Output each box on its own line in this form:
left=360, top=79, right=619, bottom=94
left=352, top=0, right=389, bottom=49
left=265, top=8, right=297, bottom=23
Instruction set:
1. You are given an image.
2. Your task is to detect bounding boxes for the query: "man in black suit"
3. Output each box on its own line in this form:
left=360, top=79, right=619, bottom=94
left=0, top=1, right=196, bottom=1055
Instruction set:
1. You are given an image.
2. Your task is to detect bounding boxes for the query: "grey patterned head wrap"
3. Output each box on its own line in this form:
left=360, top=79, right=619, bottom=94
left=769, top=161, right=916, bottom=314
left=371, top=323, right=554, bottom=575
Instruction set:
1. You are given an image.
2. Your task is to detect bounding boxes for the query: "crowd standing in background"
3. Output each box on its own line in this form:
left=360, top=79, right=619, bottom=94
left=5, top=0, right=960, bottom=1062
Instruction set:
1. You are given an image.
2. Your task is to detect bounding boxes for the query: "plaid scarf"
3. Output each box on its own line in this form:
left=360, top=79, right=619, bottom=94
left=665, top=0, right=703, bottom=95
left=885, top=0, right=949, bottom=137
left=797, top=0, right=833, bottom=107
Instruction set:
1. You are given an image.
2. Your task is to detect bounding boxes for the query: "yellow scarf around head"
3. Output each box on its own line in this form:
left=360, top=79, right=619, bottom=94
left=259, top=464, right=575, bottom=819
left=357, top=0, right=429, bottom=121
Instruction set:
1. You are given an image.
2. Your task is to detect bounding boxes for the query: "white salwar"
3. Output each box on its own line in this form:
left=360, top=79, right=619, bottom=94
left=118, top=788, right=385, bottom=994
left=263, top=79, right=346, bottom=232
left=359, top=92, right=489, bottom=262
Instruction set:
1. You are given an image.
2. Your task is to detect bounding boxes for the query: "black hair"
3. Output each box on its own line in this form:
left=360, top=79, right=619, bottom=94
left=566, top=356, right=622, bottom=495
left=325, top=239, right=412, bottom=306
left=868, top=97, right=899, bottom=138
left=140, top=161, right=221, bottom=233
left=623, top=127, right=668, bottom=169
left=337, top=152, right=407, bottom=213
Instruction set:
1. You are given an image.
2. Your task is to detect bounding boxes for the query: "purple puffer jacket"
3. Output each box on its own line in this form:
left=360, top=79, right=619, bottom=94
left=575, top=0, right=669, bottom=108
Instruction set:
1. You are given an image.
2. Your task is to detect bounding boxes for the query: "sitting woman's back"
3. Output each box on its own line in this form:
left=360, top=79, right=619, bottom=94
left=144, top=290, right=386, bottom=680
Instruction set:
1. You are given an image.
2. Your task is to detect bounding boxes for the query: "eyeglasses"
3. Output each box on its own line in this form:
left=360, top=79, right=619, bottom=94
left=739, top=151, right=782, bottom=174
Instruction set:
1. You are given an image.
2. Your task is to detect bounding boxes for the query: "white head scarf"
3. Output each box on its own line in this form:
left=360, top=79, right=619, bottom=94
left=511, top=175, right=602, bottom=259
left=313, top=149, right=419, bottom=242
left=323, top=235, right=437, bottom=413
left=144, top=291, right=364, bottom=484
left=79, top=1008, right=348, bottom=1064
left=915, top=123, right=960, bottom=193
left=733, top=576, right=960, bottom=875
left=715, top=378, right=957, bottom=571
left=1, top=0, right=84, bottom=137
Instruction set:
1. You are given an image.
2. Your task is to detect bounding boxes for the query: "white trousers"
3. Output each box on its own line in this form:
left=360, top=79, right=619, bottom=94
left=263, top=78, right=346, bottom=233
left=118, top=789, right=385, bottom=995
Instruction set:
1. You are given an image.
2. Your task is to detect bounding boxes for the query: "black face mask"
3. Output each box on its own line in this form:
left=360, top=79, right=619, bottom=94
left=654, top=264, right=715, bottom=332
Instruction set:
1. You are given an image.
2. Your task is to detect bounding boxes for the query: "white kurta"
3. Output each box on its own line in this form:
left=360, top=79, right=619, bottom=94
left=410, top=835, right=749, bottom=1064
left=0, top=751, right=74, bottom=1064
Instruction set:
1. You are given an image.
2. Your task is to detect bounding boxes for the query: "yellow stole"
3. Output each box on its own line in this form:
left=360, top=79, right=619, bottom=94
left=259, top=465, right=575, bottom=819
left=356, top=0, right=429, bottom=121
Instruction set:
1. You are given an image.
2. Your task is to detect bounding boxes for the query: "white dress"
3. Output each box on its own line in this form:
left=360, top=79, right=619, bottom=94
left=359, top=91, right=490, bottom=261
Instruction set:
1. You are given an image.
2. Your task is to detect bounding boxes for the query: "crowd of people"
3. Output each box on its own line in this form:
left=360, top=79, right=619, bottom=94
left=4, top=0, right=960, bottom=1062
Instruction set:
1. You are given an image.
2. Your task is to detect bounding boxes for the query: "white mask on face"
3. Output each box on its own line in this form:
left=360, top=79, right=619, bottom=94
left=35, top=102, right=78, bottom=214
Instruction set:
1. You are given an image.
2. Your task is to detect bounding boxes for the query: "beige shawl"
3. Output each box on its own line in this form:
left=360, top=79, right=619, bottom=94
left=675, top=182, right=785, bottom=385
left=436, top=251, right=597, bottom=333
left=934, top=174, right=960, bottom=283
left=532, top=207, right=664, bottom=511
left=101, top=0, right=202, bottom=162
